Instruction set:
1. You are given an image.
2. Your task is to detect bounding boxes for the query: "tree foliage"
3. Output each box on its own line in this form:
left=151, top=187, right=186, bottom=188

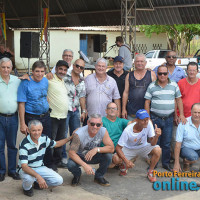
left=139, top=24, right=200, bottom=56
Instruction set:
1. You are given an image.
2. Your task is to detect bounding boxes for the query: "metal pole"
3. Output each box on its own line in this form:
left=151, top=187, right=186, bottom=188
left=134, top=0, right=137, bottom=54
left=28, top=58, right=30, bottom=75
left=125, top=0, right=127, bottom=43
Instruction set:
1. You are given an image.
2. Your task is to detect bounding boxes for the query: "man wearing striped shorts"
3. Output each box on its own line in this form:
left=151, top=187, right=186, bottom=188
left=144, top=65, right=186, bottom=171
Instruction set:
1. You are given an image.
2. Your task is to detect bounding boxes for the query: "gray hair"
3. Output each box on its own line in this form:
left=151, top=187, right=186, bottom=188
left=135, top=53, right=146, bottom=62
left=88, top=114, right=102, bottom=122
left=28, top=120, right=43, bottom=130
left=95, top=58, right=108, bottom=67
left=191, top=103, right=200, bottom=110
left=63, top=49, right=74, bottom=56
left=0, top=57, right=12, bottom=67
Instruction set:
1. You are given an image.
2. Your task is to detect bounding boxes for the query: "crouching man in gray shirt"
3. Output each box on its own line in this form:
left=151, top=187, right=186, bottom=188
left=67, top=113, right=114, bottom=187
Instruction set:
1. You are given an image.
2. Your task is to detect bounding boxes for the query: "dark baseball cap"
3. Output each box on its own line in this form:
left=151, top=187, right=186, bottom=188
left=113, top=56, right=124, bottom=63
left=56, top=60, right=69, bottom=68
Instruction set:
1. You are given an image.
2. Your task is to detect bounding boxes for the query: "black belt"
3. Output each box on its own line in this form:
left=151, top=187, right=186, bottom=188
left=150, top=112, right=174, bottom=120
left=25, top=110, right=50, bottom=118
left=0, top=112, right=17, bottom=117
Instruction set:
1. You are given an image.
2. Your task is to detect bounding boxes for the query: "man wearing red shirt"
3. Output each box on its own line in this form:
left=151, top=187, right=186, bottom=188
left=178, top=62, right=200, bottom=118
left=171, top=62, right=200, bottom=152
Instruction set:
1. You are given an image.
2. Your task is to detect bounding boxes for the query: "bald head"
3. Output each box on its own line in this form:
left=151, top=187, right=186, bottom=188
left=73, top=59, right=85, bottom=74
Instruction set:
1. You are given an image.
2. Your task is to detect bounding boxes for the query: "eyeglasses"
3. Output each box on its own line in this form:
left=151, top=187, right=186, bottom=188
left=157, top=72, right=168, bottom=76
left=63, top=54, right=73, bottom=57
left=107, top=107, right=118, bottom=110
left=75, top=64, right=84, bottom=70
left=90, top=122, right=102, bottom=127
left=166, top=56, right=177, bottom=59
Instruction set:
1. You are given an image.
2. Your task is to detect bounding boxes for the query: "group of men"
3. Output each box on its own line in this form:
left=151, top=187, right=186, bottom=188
left=1, top=39, right=200, bottom=197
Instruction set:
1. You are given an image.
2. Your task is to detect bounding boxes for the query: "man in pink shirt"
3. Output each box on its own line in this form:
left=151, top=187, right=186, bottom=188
left=85, top=58, right=121, bottom=118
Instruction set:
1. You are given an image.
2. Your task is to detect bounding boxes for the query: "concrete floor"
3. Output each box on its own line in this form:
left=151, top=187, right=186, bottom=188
left=1, top=129, right=200, bottom=200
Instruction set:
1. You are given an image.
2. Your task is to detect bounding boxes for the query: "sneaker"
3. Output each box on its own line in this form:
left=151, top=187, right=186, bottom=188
left=33, top=181, right=43, bottom=190
left=119, top=162, right=128, bottom=176
left=23, top=188, right=34, bottom=197
left=147, top=170, right=156, bottom=183
left=0, top=174, right=5, bottom=182
left=8, top=172, right=21, bottom=180
left=71, top=176, right=81, bottom=187
left=56, top=162, right=68, bottom=169
left=94, top=177, right=110, bottom=186
left=183, top=163, right=190, bottom=172
left=47, top=164, right=58, bottom=172
left=62, top=158, right=68, bottom=164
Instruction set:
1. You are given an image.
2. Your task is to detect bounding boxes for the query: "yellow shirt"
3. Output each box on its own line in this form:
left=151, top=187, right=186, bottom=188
left=47, top=74, right=68, bottom=119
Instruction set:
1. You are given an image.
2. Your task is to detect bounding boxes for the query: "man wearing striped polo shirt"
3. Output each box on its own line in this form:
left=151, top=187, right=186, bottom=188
left=18, top=120, right=72, bottom=197
left=144, top=65, right=186, bottom=171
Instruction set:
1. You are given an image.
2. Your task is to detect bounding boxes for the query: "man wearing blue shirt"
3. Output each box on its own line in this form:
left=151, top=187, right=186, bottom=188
left=18, top=61, right=54, bottom=170
left=173, top=103, right=200, bottom=172
left=153, top=51, right=185, bottom=83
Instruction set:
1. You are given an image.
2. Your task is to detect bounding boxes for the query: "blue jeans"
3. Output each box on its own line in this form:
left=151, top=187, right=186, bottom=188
left=0, top=113, right=18, bottom=174
left=67, top=153, right=112, bottom=178
left=25, top=112, right=53, bottom=166
left=151, top=113, right=173, bottom=166
left=181, top=147, right=200, bottom=161
left=62, top=110, right=80, bottom=158
left=19, top=166, right=63, bottom=191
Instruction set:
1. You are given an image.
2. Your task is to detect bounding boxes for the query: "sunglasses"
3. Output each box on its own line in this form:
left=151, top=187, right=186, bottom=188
left=158, top=72, right=168, bottom=76
left=75, top=64, right=84, bottom=70
left=90, top=122, right=102, bottom=127
left=166, top=56, right=176, bottom=59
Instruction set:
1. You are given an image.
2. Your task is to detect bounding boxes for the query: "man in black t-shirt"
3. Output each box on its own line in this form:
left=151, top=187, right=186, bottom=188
left=107, top=56, right=128, bottom=111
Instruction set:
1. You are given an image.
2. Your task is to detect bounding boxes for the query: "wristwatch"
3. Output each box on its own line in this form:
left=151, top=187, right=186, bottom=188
left=97, top=147, right=100, bottom=153
left=82, top=109, right=86, bottom=113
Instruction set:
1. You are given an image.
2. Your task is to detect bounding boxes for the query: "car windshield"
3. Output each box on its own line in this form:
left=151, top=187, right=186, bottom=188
left=158, top=51, right=168, bottom=58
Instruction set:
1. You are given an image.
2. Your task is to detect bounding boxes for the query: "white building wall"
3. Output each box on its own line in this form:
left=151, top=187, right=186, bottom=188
left=14, top=30, right=167, bottom=70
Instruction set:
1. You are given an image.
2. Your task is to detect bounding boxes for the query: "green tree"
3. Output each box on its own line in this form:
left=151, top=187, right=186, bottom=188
left=139, top=24, right=200, bottom=56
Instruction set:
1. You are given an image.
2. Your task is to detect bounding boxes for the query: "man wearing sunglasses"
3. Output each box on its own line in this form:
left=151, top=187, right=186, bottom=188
left=67, top=114, right=114, bottom=187
left=144, top=65, right=186, bottom=171
left=153, top=51, right=185, bottom=83
left=61, top=59, right=87, bottom=164
left=153, top=51, right=186, bottom=162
